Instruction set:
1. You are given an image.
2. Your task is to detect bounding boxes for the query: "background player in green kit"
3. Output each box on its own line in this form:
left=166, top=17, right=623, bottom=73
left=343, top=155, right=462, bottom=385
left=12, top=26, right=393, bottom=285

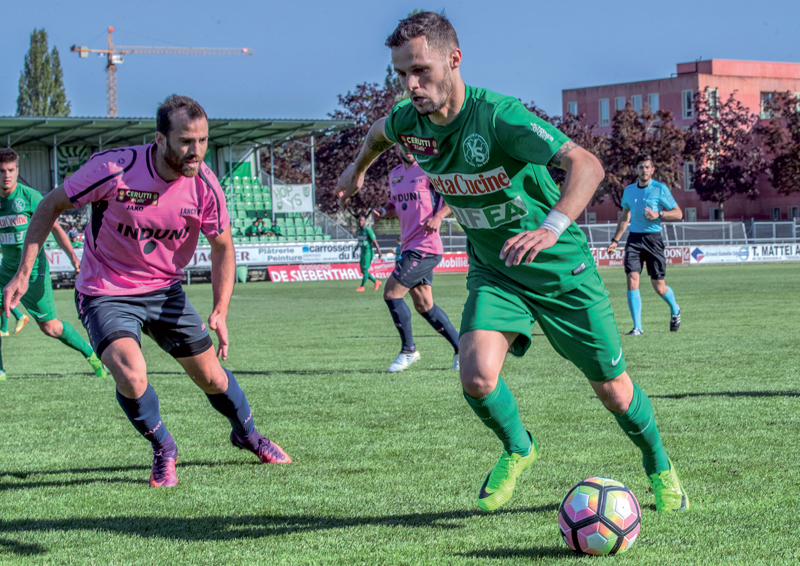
left=0, top=148, right=105, bottom=380
left=338, top=12, right=688, bottom=514
left=355, top=215, right=382, bottom=292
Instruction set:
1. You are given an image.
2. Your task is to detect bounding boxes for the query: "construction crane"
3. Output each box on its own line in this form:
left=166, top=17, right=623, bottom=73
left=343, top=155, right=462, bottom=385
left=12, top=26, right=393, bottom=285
left=71, top=27, right=253, bottom=118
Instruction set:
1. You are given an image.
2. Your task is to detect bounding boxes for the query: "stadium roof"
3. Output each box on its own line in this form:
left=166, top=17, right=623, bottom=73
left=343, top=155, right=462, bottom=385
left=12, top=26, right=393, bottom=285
left=0, top=116, right=355, bottom=148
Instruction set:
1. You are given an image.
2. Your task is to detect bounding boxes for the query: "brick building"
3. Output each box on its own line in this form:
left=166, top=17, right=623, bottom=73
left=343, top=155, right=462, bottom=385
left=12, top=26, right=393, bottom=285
left=562, top=59, right=800, bottom=223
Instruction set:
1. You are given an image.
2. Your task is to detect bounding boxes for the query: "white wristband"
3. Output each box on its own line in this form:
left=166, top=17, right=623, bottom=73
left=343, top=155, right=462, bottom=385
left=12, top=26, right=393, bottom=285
left=539, top=209, right=571, bottom=238
left=376, top=206, right=386, bottom=218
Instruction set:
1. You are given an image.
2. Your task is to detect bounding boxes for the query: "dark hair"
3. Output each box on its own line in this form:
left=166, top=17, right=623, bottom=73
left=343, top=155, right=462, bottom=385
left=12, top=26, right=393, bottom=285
left=636, top=154, right=653, bottom=167
left=385, top=11, right=459, bottom=55
left=0, top=148, right=19, bottom=165
left=156, top=95, right=208, bottom=136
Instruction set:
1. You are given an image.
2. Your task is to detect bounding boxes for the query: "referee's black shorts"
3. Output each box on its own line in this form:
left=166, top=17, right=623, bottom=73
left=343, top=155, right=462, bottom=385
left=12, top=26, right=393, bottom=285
left=624, top=232, right=667, bottom=280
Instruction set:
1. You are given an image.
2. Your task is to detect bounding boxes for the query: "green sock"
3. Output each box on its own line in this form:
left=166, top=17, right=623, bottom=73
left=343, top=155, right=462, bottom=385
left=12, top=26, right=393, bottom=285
left=57, top=321, right=95, bottom=358
left=0, top=312, right=6, bottom=333
left=612, top=383, right=670, bottom=475
left=11, top=307, right=22, bottom=320
left=0, top=335, right=4, bottom=371
left=360, top=271, right=369, bottom=286
left=463, top=377, right=532, bottom=456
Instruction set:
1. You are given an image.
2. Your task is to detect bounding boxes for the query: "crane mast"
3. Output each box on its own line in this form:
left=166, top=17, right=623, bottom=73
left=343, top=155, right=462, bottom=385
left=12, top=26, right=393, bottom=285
left=72, top=27, right=253, bottom=117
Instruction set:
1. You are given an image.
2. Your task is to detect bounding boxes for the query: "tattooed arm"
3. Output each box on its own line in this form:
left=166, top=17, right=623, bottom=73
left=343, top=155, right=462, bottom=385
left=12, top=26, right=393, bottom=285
left=337, top=117, right=394, bottom=206
left=500, top=140, right=605, bottom=266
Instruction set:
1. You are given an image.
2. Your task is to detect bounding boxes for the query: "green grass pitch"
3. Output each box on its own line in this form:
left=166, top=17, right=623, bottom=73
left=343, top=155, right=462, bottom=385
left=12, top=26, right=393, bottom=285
left=0, top=263, right=797, bottom=565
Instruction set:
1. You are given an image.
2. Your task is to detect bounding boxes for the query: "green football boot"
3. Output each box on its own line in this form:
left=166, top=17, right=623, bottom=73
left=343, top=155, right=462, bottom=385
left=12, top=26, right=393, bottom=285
left=87, top=353, right=107, bottom=378
left=648, top=458, right=689, bottom=512
left=477, top=433, right=538, bottom=512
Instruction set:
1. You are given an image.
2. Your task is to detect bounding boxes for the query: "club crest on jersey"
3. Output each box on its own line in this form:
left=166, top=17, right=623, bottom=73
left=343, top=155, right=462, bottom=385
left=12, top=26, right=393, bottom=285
left=463, top=133, right=489, bottom=166
left=116, top=189, right=159, bottom=206
left=12, top=199, right=25, bottom=213
left=399, top=135, right=439, bottom=156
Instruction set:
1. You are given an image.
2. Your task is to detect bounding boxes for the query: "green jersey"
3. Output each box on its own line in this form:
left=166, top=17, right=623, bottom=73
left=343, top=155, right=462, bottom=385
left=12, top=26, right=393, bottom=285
left=356, top=227, right=376, bottom=252
left=0, top=183, right=46, bottom=273
left=384, top=85, right=596, bottom=298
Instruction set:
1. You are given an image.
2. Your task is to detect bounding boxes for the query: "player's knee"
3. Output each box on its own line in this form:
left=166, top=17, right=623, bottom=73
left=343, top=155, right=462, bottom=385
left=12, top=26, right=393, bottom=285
left=459, top=358, right=498, bottom=398
left=37, top=319, right=61, bottom=338
left=412, top=299, right=431, bottom=314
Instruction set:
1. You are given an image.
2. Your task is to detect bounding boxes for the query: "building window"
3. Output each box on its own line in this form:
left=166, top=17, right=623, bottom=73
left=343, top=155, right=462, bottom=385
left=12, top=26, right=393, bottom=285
left=567, top=101, right=578, bottom=115
left=599, top=99, right=610, bottom=126
left=709, top=207, right=721, bottom=221
left=771, top=207, right=781, bottom=220
left=614, top=97, right=626, bottom=112
left=631, top=95, right=642, bottom=113
left=686, top=208, right=697, bottom=222
left=707, top=88, right=719, bottom=115
left=648, top=93, right=659, bottom=112
left=761, top=92, right=775, bottom=119
left=585, top=212, right=597, bottom=224
left=788, top=206, right=798, bottom=220
left=683, top=161, right=695, bottom=191
left=682, top=89, right=694, bottom=119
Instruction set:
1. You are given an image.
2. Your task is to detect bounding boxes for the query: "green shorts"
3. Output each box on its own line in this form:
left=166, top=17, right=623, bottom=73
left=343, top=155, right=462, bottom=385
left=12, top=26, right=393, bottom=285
left=359, top=248, right=373, bottom=272
left=0, top=264, right=58, bottom=323
left=460, top=267, right=625, bottom=382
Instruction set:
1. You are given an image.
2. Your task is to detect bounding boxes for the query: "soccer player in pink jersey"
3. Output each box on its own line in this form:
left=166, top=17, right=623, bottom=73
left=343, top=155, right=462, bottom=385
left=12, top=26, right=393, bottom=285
left=372, top=145, right=459, bottom=372
left=3, top=95, right=291, bottom=487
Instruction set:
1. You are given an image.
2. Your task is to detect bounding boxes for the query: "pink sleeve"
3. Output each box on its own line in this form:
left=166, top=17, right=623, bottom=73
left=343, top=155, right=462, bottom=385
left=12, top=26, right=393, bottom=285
left=63, top=148, right=136, bottom=208
left=198, top=165, right=230, bottom=237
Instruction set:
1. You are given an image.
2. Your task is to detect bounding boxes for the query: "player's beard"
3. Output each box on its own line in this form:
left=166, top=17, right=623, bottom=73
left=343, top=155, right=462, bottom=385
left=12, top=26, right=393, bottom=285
left=164, top=139, right=202, bottom=178
left=414, top=71, right=454, bottom=117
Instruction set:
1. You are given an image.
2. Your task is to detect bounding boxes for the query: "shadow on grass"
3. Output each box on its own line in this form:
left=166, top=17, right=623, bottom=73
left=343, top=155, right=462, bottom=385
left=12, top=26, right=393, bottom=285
left=0, top=477, right=147, bottom=491
left=0, top=459, right=258, bottom=480
left=649, top=390, right=800, bottom=399
left=0, top=504, right=558, bottom=555
left=0, top=538, right=46, bottom=556
left=457, top=546, right=575, bottom=560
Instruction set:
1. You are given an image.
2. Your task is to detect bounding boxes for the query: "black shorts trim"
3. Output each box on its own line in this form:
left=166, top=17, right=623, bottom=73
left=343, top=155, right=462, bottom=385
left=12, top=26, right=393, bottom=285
left=169, top=335, right=214, bottom=358
left=97, top=330, right=140, bottom=360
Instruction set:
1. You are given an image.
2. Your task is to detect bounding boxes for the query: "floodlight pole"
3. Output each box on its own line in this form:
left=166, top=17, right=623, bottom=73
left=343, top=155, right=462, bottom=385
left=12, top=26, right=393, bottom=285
left=53, top=135, right=58, bottom=190
left=270, top=142, right=275, bottom=225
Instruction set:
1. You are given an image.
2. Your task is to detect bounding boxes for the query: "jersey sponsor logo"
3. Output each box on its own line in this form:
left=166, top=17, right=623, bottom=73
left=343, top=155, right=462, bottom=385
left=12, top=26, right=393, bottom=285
left=391, top=176, right=404, bottom=184
left=428, top=166, right=511, bottom=196
left=116, top=222, right=189, bottom=253
left=530, top=122, right=554, bottom=143
left=116, top=189, right=159, bottom=206
left=463, top=133, right=489, bottom=166
left=450, top=197, right=529, bottom=230
left=0, top=231, right=24, bottom=245
left=393, top=192, right=419, bottom=204
left=0, top=214, right=28, bottom=228
left=12, top=199, right=25, bottom=213
left=180, top=207, right=201, bottom=215
left=399, top=135, right=439, bottom=156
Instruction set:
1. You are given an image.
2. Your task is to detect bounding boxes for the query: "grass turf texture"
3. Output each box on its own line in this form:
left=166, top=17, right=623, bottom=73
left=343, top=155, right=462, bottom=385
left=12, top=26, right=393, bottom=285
left=0, top=263, right=797, bottom=565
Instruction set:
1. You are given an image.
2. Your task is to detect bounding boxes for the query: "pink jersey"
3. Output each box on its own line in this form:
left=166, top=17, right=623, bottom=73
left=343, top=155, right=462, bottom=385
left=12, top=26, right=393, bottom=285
left=388, top=163, right=443, bottom=255
left=64, top=144, right=229, bottom=296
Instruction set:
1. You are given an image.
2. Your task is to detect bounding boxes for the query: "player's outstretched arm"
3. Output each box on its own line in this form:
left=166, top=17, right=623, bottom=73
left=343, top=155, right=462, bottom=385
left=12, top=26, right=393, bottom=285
left=3, top=186, right=72, bottom=315
left=207, top=228, right=235, bottom=360
left=500, top=141, right=605, bottom=266
left=373, top=204, right=397, bottom=222
left=51, top=221, right=81, bottom=273
left=608, top=207, right=631, bottom=253
left=337, top=117, right=394, bottom=206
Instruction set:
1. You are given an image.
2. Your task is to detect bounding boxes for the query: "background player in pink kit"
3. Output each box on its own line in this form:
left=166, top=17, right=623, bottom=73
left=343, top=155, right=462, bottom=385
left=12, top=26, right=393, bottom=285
left=3, top=95, right=290, bottom=487
left=372, top=145, right=459, bottom=373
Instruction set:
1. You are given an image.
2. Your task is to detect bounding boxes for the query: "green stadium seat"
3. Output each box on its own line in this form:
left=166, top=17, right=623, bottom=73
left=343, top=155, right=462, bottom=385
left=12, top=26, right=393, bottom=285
left=323, top=234, right=332, bottom=241
left=314, top=226, right=323, bottom=235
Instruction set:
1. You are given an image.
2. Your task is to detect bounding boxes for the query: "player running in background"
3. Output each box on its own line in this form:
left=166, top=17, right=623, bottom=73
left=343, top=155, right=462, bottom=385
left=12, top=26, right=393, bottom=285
left=338, top=12, right=688, bottom=513
left=369, top=145, right=459, bottom=373
left=607, top=156, right=682, bottom=335
left=3, top=96, right=290, bottom=485
left=355, top=215, right=382, bottom=292
left=0, top=148, right=104, bottom=381
left=0, top=306, right=28, bottom=337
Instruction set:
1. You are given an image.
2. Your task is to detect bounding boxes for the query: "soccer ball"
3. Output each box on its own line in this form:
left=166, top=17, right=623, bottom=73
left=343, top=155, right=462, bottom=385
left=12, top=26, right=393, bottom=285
left=558, top=477, right=641, bottom=556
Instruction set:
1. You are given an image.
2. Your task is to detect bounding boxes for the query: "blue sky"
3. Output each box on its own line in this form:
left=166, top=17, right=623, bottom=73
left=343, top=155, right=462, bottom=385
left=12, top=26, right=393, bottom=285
left=3, top=0, right=798, bottom=120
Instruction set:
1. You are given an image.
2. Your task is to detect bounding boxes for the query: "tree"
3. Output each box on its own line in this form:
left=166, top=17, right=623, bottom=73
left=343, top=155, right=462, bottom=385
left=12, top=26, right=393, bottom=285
left=600, top=105, right=686, bottom=208
left=685, top=90, right=765, bottom=218
left=314, top=77, right=404, bottom=218
left=16, top=28, right=71, bottom=117
left=757, top=91, right=800, bottom=196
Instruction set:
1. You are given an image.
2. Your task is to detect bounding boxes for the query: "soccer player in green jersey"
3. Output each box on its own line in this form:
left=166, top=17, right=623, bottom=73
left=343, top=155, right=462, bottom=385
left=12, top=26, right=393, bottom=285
left=338, top=12, right=688, bottom=513
left=355, top=215, right=382, bottom=292
left=0, top=148, right=105, bottom=380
